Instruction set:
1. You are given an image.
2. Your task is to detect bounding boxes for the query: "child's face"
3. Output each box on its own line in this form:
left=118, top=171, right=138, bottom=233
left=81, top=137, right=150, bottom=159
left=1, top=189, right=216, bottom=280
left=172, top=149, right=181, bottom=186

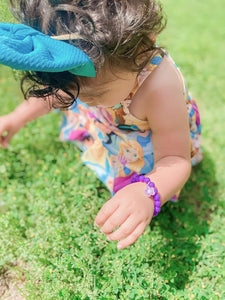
left=77, top=67, right=138, bottom=107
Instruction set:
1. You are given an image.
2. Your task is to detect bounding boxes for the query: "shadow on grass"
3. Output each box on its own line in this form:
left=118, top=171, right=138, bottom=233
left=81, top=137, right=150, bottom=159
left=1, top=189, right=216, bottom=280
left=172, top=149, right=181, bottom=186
left=151, top=149, right=217, bottom=292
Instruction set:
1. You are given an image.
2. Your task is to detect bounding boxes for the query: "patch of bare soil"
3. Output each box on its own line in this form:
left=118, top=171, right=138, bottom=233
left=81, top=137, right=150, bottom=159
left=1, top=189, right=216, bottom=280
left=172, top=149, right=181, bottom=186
left=0, top=263, right=26, bottom=300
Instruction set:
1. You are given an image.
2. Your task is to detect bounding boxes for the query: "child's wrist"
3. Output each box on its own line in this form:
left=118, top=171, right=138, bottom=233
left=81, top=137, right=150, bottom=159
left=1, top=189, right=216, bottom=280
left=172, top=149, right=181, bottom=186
left=131, top=175, right=161, bottom=217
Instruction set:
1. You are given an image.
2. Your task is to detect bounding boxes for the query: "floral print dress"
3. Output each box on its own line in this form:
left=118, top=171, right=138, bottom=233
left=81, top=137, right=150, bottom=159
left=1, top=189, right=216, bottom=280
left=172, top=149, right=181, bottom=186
left=60, top=52, right=202, bottom=199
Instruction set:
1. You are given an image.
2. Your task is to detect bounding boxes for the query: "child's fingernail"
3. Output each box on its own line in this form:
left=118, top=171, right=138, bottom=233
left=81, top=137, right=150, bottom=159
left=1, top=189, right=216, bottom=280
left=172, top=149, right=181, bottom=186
left=94, top=222, right=99, bottom=227
left=117, top=244, right=122, bottom=250
left=106, top=236, right=111, bottom=241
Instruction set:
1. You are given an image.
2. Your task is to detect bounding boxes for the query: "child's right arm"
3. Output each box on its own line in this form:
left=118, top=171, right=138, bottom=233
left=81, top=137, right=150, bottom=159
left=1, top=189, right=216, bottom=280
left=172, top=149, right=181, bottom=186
left=0, top=96, right=53, bottom=148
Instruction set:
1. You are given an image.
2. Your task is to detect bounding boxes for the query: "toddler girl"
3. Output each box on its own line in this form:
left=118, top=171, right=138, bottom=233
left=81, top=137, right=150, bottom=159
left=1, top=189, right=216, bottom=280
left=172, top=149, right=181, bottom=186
left=0, top=0, right=202, bottom=249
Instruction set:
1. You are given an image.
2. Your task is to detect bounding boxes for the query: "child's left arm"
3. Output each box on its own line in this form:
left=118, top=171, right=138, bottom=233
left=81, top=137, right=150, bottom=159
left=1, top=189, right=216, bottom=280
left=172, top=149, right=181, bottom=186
left=95, top=56, right=192, bottom=249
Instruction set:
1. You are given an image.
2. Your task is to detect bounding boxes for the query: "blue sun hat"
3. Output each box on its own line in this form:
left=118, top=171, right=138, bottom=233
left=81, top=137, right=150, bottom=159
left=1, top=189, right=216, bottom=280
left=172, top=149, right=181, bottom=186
left=0, top=23, right=96, bottom=77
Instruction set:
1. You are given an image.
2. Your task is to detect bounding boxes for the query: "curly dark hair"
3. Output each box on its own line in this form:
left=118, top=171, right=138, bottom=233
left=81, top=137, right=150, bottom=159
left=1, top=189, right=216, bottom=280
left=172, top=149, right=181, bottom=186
left=10, top=0, right=166, bottom=108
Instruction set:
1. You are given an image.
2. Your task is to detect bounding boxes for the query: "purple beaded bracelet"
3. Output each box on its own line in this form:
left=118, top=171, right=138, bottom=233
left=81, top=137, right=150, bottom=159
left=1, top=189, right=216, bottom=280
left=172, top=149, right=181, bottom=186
left=131, top=174, right=161, bottom=217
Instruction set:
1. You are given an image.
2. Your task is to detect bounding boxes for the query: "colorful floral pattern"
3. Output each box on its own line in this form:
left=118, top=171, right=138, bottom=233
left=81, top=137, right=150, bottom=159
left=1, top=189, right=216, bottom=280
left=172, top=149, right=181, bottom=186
left=60, top=53, right=202, bottom=198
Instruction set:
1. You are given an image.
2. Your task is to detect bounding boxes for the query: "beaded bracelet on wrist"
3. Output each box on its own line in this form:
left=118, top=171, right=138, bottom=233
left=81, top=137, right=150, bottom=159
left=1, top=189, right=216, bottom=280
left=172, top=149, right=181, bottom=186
left=131, top=174, right=161, bottom=217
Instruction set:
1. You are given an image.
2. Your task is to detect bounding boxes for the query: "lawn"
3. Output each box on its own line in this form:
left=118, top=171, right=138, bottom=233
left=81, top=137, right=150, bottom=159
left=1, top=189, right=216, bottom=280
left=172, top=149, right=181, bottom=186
left=0, top=0, right=225, bottom=299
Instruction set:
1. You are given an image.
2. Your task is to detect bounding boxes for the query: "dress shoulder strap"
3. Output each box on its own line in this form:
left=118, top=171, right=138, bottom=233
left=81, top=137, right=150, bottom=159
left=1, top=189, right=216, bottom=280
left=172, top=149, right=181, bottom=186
left=137, top=51, right=165, bottom=86
left=147, top=51, right=165, bottom=72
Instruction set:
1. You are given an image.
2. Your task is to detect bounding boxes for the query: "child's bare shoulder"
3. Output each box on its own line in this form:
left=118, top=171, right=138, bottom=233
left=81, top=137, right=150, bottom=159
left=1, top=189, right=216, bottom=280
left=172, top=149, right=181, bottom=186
left=131, top=54, right=185, bottom=120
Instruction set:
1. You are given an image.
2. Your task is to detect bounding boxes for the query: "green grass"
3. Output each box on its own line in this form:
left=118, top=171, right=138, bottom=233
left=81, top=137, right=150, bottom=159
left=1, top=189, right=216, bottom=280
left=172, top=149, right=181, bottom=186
left=0, top=0, right=225, bottom=299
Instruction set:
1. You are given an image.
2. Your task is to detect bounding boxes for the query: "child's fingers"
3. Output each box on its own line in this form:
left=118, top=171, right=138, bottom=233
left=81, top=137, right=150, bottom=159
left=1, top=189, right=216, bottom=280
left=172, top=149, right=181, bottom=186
left=0, top=131, right=9, bottom=148
left=100, top=208, right=130, bottom=234
left=0, top=122, right=9, bottom=148
left=106, top=215, right=140, bottom=241
left=116, top=222, right=146, bottom=250
left=1, top=140, right=9, bottom=148
left=94, top=198, right=119, bottom=227
left=1, top=132, right=12, bottom=148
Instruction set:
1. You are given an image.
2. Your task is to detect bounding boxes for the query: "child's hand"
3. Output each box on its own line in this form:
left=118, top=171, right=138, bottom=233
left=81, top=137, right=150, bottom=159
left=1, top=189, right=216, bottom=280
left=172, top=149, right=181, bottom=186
left=94, top=183, right=154, bottom=249
left=0, top=113, right=25, bottom=148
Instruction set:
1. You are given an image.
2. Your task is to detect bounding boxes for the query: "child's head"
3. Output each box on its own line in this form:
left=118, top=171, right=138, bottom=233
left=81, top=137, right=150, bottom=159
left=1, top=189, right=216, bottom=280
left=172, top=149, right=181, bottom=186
left=10, top=0, right=166, bottom=108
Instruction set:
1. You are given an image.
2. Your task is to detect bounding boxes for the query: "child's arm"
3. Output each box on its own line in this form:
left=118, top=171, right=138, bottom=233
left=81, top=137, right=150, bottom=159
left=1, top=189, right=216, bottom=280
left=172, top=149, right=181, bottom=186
left=0, top=96, right=53, bottom=148
left=142, top=55, right=192, bottom=204
left=95, top=56, right=192, bottom=249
